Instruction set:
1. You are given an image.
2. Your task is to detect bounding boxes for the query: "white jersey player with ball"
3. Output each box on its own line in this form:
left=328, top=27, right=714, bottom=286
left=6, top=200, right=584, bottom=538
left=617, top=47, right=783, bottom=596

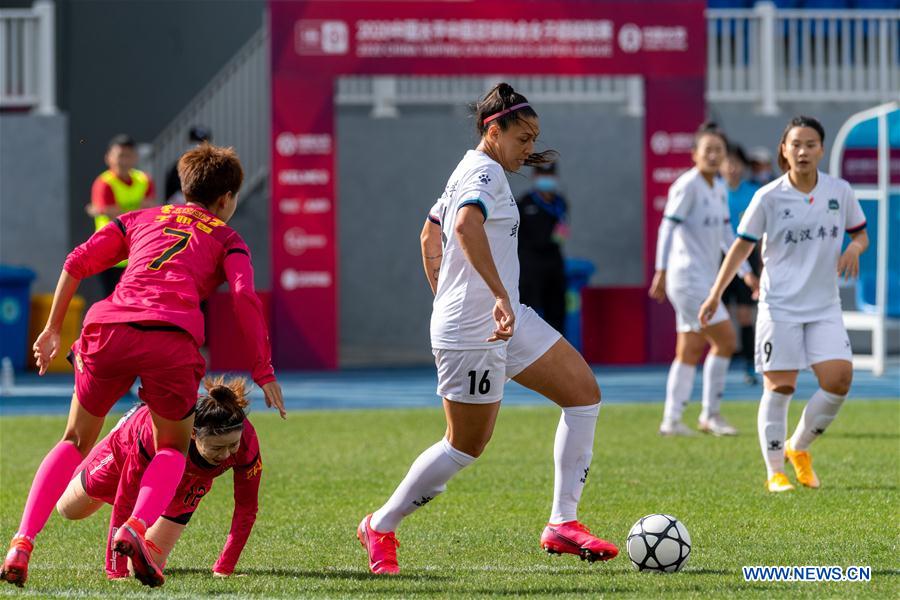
left=357, top=83, right=618, bottom=575
left=650, top=123, right=757, bottom=438
left=700, top=116, right=868, bottom=493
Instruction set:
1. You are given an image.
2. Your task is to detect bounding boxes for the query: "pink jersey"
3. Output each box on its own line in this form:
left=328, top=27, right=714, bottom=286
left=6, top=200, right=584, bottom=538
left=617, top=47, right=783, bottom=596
left=64, top=204, right=274, bottom=385
left=95, top=405, right=262, bottom=576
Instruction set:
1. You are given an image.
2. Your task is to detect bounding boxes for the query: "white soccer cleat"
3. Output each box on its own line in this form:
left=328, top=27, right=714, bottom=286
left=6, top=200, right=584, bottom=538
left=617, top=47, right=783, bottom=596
left=698, top=414, right=738, bottom=436
left=659, top=421, right=696, bottom=437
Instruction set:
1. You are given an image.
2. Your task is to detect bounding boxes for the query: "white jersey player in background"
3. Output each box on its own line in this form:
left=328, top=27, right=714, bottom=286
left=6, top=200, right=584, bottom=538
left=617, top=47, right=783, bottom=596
left=649, top=123, right=758, bottom=437
left=699, top=116, right=868, bottom=493
left=357, top=83, right=618, bottom=575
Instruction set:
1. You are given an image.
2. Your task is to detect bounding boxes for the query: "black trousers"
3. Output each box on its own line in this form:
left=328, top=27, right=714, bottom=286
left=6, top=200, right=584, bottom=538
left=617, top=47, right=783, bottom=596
left=519, top=257, right=566, bottom=336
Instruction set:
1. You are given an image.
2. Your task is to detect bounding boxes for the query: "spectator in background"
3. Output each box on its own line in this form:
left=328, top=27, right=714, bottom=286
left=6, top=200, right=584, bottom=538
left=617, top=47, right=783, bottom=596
left=165, top=126, right=212, bottom=204
left=86, top=134, right=156, bottom=297
left=747, top=146, right=775, bottom=186
left=720, top=144, right=762, bottom=385
left=516, top=162, right=569, bottom=335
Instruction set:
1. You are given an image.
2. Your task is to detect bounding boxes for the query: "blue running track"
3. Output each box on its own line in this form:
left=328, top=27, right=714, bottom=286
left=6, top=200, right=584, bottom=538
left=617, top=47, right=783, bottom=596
left=1, top=365, right=897, bottom=416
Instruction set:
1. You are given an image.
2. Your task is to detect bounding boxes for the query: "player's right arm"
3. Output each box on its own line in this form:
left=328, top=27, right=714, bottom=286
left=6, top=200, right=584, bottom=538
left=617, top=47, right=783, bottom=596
left=700, top=190, right=765, bottom=326
left=421, top=208, right=443, bottom=295
left=34, top=219, right=130, bottom=375
left=649, top=180, right=693, bottom=303
left=222, top=239, right=285, bottom=418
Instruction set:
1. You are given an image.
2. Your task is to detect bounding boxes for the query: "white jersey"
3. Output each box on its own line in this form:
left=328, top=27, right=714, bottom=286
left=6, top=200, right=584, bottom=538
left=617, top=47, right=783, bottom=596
left=737, top=171, right=867, bottom=323
left=429, top=150, right=520, bottom=349
left=661, top=168, right=732, bottom=290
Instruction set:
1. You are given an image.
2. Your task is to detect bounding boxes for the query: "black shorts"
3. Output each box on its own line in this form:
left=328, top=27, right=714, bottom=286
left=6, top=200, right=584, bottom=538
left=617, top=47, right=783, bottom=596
left=722, top=275, right=755, bottom=306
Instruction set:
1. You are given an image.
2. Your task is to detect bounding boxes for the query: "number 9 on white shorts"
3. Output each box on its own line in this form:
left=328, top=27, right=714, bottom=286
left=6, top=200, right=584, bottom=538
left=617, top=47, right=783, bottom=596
left=755, top=314, right=853, bottom=373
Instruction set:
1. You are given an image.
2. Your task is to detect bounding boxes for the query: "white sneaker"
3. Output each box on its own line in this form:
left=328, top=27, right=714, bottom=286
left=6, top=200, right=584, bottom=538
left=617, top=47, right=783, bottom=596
left=659, top=421, right=696, bottom=436
left=698, top=414, right=738, bottom=436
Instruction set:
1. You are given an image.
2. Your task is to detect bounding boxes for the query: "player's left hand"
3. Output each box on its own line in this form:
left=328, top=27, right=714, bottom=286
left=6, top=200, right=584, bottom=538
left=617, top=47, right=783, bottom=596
left=742, top=272, right=760, bottom=300
left=33, top=328, right=60, bottom=376
left=837, top=244, right=861, bottom=281
left=262, top=380, right=287, bottom=419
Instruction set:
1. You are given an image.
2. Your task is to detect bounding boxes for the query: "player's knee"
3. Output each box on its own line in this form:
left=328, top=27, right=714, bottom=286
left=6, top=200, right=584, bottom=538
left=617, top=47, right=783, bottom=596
left=59, top=433, right=92, bottom=457
left=772, top=385, right=795, bottom=395
left=821, top=372, right=852, bottom=396
left=55, top=499, right=78, bottom=520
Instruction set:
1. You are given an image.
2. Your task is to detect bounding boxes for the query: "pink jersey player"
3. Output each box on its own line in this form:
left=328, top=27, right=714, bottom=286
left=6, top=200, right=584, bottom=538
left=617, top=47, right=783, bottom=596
left=57, top=377, right=262, bottom=578
left=2, top=144, right=285, bottom=589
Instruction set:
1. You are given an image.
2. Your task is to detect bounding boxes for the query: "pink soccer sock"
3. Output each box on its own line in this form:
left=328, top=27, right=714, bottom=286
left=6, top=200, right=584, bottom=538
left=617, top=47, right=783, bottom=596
left=131, top=448, right=186, bottom=527
left=16, top=441, right=84, bottom=540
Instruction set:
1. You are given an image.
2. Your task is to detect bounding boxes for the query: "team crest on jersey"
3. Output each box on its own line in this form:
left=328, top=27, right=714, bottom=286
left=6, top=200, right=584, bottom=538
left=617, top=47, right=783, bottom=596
left=828, top=199, right=840, bottom=212
left=74, top=353, right=84, bottom=373
left=246, top=457, right=262, bottom=479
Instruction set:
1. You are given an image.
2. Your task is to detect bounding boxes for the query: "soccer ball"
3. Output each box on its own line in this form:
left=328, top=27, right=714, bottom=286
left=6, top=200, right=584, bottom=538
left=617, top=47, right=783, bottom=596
left=626, top=514, right=691, bottom=573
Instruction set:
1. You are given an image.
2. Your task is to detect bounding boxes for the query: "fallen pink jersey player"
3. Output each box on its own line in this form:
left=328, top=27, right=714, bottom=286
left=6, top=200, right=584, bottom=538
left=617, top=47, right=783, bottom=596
left=57, top=377, right=261, bottom=579
left=1, top=144, right=285, bottom=589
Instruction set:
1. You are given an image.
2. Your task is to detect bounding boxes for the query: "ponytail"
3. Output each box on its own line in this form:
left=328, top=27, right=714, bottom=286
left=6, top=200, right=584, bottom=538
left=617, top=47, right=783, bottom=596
left=194, top=375, right=249, bottom=438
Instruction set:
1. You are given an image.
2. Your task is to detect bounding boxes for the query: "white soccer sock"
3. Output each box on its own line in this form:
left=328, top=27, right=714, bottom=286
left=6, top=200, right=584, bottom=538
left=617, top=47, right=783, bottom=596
left=370, top=438, right=475, bottom=533
left=700, top=354, right=730, bottom=422
left=789, top=389, right=846, bottom=451
left=758, top=389, right=792, bottom=478
left=663, top=361, right=696, bottom=424
left=550, top=403, right=600, bottom=524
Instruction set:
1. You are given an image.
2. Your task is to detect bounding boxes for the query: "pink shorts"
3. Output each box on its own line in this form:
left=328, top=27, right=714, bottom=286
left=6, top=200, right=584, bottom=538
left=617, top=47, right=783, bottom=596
left=79, top=437, right=120, bottom=505
left=70, top=322, right=205, bottom=421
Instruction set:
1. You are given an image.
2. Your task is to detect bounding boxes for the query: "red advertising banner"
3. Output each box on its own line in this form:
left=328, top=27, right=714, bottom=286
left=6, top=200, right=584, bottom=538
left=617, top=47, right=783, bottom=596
left=270, top=0, right=705, bottom=368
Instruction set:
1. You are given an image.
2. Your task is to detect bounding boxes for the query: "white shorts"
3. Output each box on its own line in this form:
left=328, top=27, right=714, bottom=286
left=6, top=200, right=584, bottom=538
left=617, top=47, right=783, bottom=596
left=666, top=286, right=729, bottom=333
left=433, top=305, right=562, bottom=404
left=755, top=314, right=853, bottom=373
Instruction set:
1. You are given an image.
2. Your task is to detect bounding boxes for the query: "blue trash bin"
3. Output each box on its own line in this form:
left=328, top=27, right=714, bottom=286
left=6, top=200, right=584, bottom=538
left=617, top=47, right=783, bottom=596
left=564, top=258, right=595, bottom=352
left=0, top=265, right=37, bottom=370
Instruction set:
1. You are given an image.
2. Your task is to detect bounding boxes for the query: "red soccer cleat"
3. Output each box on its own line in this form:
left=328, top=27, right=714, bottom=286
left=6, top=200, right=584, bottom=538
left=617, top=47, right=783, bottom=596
left=0, top=537, right=33, bottom=588
left=112, top=518, right=164, bottom=588
left=540, top=520, right=619, bottom=562
left=357, top=514, right=400, bottom=575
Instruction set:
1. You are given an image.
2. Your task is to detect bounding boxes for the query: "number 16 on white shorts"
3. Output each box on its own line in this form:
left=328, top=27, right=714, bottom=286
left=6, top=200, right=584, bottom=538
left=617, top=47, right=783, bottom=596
left=755, top=314, right=853, bottom=373
left=433, top=346, right=507, bottom=404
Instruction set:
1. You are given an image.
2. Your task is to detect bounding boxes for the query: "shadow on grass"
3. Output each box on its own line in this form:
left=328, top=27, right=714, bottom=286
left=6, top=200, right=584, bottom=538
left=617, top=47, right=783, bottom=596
left=827, top=432, right=900, bottom=440
left=166, top=566, right=452, bottom=581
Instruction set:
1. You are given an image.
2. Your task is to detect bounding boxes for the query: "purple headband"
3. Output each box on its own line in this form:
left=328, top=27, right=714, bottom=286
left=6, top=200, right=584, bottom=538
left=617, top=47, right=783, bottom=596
left=482, top=102, right=530, bottom=126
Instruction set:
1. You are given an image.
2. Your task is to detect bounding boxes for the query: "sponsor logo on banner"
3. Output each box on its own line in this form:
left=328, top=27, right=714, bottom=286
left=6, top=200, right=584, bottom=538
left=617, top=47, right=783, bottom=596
left=302, top=198, right=331, bottom=214
left=652, top=167, right=689, bottom=184
left=281, top=269, right=333, bottom=290
left=283, top=227, right=328, bottom=256
left=279, top=198, right=332, bottom=215
left=296, top=20, right=349, bottom=55
left=354, top=19, right=614, bottom=59
left=279, top=199, right=302, bottom=214
left=618, top=24, right=642, bottom=53
left=650, top=131, right=694, bottom=155
left=278, top=169, right=330, bottom=186
left=276, top=132, right=333, bottom=156
left=618, top=23, right=687, bottom=53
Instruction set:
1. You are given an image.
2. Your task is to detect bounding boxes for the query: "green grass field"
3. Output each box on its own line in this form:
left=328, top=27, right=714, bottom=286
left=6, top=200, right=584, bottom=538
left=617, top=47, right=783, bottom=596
left=1, top=400, right=897, bottom=598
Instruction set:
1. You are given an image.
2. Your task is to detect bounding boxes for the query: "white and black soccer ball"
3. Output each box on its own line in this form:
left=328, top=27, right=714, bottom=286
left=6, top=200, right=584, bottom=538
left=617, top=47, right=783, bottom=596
left=626, top=514, right=691, bottom=573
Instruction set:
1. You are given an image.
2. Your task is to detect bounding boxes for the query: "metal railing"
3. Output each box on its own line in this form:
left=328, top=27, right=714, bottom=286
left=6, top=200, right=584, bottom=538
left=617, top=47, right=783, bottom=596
left=146, top=26, right=269, bottom=198
left=708, top=2, right=900, bottom=113
left=0, top=0, right=55, bottom=113
left=337, top=75, right=644, bottom=116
